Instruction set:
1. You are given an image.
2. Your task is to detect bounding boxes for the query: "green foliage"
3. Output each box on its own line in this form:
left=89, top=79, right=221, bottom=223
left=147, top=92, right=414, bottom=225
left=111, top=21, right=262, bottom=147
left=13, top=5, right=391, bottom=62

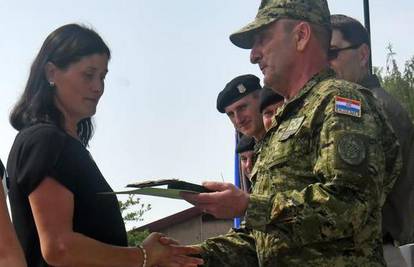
left=118, top=194, right=151, bottom=246
left=119, top=194, right=151, bottom=222
left=376, top=44, right=414, bottom=123
left=127, top=229, right=151, bottom=247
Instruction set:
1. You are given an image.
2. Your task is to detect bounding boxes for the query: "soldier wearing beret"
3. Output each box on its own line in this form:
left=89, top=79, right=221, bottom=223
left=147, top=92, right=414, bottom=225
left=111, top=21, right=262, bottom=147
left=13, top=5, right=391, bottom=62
left=236, top=135, right=256, bottom=179
left=217, top=74, right=265, bottom=141
left=236, top=135, right=256, bottom=193
left=259, top=87, right=284, bottom=131
left=183, top=0, right=401, bottom=266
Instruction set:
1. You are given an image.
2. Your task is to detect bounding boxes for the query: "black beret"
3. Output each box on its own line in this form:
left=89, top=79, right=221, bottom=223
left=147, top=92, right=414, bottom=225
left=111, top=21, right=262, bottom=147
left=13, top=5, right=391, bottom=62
left=259, top=87, right=284, bottom=113
left=236, top=135, right=255, bottom=153
left=217, top=74, right=261, bottom=113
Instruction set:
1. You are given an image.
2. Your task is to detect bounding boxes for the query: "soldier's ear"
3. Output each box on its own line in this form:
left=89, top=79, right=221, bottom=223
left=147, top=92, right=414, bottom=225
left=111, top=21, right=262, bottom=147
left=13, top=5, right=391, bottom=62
left=358, top=43, right=370, bottom=69
left=294, top=22, right=311, bottom=52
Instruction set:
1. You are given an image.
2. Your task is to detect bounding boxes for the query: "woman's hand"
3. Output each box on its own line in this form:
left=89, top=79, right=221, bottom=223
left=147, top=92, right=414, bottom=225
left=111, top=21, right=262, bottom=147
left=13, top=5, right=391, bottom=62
left=142, top=233, right=203, bottom=267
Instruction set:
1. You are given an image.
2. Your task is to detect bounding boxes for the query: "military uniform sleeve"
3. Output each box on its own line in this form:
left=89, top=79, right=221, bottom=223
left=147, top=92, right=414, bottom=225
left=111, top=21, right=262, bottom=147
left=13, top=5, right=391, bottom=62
left=199, top=227, right=258, bottom=267
left=244, top=88, right=400, bottom=248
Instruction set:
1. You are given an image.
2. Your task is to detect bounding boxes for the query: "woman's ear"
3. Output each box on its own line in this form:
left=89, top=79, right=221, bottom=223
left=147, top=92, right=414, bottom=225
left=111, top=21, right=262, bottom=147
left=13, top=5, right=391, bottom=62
left=295, top=22, right=311, bottom=52
left=44, top=62, right=57, bottom=84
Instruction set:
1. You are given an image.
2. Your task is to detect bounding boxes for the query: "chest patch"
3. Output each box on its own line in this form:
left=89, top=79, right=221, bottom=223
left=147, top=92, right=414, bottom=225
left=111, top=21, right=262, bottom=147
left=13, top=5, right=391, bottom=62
left=334, top=96, right=361, bottom=117
left=277, top=116, right=305, bottom=141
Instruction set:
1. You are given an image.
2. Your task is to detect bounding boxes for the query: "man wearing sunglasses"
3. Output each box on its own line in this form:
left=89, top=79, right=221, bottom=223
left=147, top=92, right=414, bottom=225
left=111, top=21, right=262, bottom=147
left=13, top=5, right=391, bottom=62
left=328, top=15, right=370, bottom=83
left=330, top=14, right=414, bottom=267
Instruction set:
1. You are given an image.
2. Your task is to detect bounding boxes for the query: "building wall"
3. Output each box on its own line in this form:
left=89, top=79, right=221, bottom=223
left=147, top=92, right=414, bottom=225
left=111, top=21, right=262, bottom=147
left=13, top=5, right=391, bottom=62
left=201, top=219, right=233, bottom=242
left=158, top=215, right=233, bottom=245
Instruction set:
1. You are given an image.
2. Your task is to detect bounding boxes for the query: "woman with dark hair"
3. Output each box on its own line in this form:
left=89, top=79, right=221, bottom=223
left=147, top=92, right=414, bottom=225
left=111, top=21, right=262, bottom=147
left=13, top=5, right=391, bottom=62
left=7, top=24, right=203, bottom=267
left=0, top=159, right=27, bottom=267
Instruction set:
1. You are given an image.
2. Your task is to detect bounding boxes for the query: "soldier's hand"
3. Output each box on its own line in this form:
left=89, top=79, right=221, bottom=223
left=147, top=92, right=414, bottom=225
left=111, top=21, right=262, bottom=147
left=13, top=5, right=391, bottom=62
left=143, top=233, right=203, bottom=267
left=181, top=181, right=250, bottom=219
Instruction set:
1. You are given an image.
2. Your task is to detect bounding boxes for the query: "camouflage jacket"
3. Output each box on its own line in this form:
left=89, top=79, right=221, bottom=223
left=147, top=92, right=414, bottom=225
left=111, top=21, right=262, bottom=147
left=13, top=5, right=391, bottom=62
left=200, top=70, right=401, bottom=267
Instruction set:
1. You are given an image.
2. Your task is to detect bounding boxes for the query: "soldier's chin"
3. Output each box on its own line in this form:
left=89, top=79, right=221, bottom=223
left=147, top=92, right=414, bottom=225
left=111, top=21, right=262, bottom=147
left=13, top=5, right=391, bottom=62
left=239, top=127, right=252, bottom=137
left=263, top=77, right=278, bottom=92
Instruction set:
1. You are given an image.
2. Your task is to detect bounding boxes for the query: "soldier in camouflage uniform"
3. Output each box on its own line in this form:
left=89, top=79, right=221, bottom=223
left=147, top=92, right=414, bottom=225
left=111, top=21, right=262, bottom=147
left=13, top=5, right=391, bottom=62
left=182, top=0, right=401, bottom=266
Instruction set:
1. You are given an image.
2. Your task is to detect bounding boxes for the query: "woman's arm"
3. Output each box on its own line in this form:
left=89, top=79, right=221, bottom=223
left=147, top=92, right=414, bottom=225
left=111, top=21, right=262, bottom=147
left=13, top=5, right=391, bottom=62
left=29, top=177, right=202, bottom=267
left=0, top=180, right=27, bottom=267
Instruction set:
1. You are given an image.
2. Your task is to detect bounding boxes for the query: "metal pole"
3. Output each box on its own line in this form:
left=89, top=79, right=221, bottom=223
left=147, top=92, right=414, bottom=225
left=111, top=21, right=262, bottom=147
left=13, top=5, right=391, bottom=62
left=363, top=0, right=373, bottom=75
left=234, top=131, right=241, bottom=228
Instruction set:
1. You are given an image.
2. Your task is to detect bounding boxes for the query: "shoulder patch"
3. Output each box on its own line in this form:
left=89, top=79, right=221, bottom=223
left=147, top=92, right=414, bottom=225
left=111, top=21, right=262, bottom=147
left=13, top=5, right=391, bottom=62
left=337, top=134, right=366, bottom=166
left=334, top=96, right=361, bottom=117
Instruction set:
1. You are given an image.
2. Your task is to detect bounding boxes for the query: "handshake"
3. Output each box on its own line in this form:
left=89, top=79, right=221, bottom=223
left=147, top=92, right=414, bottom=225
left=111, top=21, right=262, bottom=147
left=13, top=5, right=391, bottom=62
left=122, top=179, right=250, bottom=219
left=140, top=232, right=203, bottom=267
left=122, top=179, right=251, bottom=266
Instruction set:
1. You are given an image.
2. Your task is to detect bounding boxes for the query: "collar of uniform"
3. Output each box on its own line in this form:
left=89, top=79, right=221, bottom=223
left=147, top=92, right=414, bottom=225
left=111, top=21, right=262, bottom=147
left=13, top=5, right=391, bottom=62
left=360, top=74, right=381, bottom=89
left=253, top=137, right=265, bottom=154
left=268, top=68, right=334, bottom=131
left=287, top=68, right=335, bottom=104
left=267, top=101, right=286, bottom=130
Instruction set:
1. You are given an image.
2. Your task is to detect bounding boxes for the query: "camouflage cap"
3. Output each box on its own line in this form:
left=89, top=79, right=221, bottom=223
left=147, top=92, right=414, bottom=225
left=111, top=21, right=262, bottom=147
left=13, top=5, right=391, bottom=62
left=230, top=0, right=331, bottom=49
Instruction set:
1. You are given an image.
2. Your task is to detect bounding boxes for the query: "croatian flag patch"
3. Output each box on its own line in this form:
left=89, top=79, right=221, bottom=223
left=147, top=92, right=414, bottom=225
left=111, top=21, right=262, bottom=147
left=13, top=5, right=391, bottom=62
left=334, top=96, right=361, bottom=117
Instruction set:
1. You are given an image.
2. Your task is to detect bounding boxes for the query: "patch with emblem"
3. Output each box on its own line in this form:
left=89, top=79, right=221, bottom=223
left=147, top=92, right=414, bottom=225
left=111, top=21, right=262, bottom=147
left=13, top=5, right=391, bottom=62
left=277, top=116, right=305, bottom=141
left=237, top=83, right=247, bottom=94
left=337, top=134, right=366, bottom=165
left=334, top=96, right=361, bottom=117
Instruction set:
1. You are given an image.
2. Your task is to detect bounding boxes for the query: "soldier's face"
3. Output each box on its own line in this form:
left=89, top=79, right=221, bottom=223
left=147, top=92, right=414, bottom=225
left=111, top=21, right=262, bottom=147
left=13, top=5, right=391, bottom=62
left=250, top=20, right=296, bottom=95
left=262, top=101, right=284, bottom=131
left=225, top=93, right=264, bottom=139
left=240, top=150, right=255, bottom=179
left=329, top=29, right=366, bottom=83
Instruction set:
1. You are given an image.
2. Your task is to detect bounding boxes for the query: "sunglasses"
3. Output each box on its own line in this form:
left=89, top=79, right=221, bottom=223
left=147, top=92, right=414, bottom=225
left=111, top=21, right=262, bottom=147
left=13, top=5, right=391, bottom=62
left=328, top=43, right=362, bottom=60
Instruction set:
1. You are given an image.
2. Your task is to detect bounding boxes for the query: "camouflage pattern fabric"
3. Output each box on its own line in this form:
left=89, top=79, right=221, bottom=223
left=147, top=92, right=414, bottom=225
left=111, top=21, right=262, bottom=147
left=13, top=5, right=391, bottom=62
left=200, top=70, right=401, bottom=267
left=230, top=0, right=331, bottom=49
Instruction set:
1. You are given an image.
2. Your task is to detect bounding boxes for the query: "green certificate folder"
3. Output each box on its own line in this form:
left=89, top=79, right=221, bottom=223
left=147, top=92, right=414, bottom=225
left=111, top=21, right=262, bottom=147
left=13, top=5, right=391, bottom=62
left=103, top=179, right=212, bottom=199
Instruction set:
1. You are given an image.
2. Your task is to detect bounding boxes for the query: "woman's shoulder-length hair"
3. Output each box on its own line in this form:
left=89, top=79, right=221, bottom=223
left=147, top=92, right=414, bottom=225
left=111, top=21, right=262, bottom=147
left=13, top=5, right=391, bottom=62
left=10, top=23, right=111, bottom=146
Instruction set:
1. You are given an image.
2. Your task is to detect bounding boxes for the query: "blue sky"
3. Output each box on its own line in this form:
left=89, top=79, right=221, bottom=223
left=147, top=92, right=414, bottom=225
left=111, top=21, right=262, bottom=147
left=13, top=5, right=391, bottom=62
left=0, top=0, right=412, bottom=227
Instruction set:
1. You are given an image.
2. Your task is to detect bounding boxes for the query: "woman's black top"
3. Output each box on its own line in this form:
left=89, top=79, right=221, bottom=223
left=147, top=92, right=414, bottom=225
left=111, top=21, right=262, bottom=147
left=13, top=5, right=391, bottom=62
left=7, top=123, right=127, bottom=267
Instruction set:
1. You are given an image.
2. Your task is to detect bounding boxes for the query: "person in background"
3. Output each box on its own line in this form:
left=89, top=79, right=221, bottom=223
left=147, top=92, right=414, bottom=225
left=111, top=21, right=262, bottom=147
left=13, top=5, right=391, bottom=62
left=217, top=74, right=265, bottom=141
left=329, top=14, right=414, bottom=267
left=259, top=87, right=284, bottom=131
left=0, top=159, right=26, bottom=267
left=218, top=74, right=266, bottom=193
left=236, top=135, right=256, bottom=193
left=6, top=23, right=202, bottom=267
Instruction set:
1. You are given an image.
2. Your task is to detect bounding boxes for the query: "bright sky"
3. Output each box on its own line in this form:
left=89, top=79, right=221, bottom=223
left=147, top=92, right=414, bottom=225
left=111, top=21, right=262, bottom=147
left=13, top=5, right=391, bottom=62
left=0, top=0, right=412, bottom=228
